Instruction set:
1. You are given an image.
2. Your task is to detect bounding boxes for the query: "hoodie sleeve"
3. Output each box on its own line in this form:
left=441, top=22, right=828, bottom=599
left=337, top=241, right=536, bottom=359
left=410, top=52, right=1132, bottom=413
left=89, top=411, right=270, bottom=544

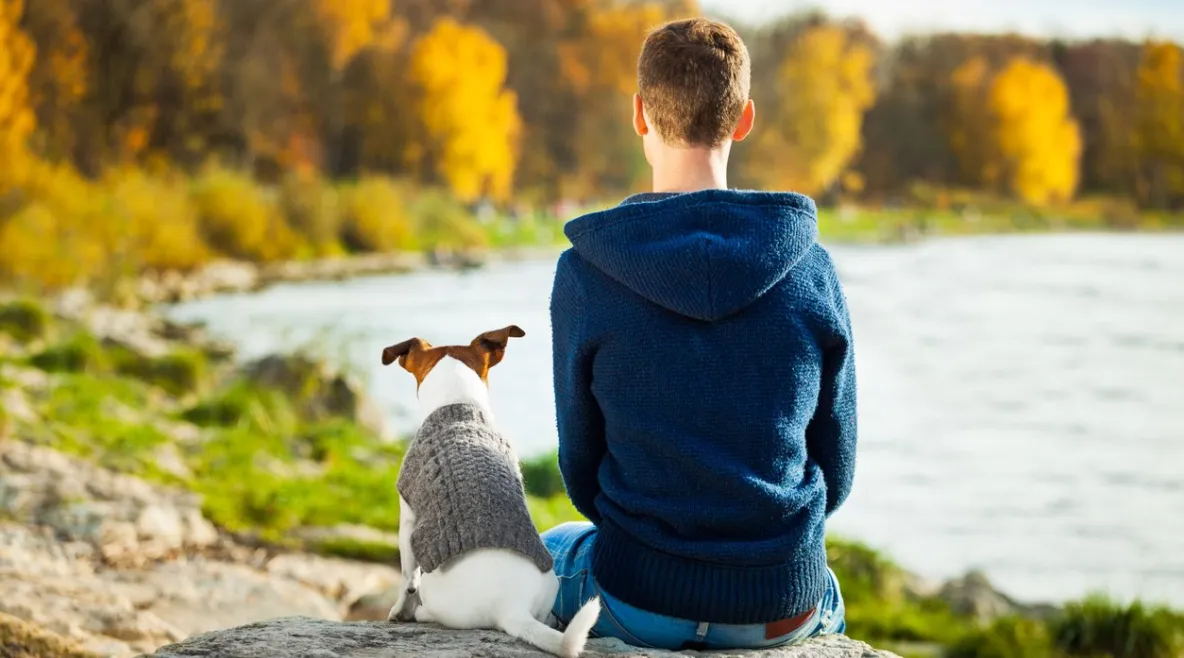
left=806, top=265, right=858, bottom=517
left=550, top=252, right=606, bottom=524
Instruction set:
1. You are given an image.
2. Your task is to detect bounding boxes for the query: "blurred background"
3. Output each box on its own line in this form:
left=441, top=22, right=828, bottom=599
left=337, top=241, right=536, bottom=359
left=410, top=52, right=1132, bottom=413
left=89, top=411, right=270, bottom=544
left=1, top=1, right=1182, bottom=657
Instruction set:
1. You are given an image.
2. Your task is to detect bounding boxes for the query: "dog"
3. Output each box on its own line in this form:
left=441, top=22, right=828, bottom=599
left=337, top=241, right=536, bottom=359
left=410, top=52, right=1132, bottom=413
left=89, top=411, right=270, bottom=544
left=381, top=326, right=600, bottom=658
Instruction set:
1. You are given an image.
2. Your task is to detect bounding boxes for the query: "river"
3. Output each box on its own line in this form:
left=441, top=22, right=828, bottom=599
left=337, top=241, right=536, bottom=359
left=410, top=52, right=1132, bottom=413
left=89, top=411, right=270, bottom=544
left=165, top=233, right=1184, bottom=609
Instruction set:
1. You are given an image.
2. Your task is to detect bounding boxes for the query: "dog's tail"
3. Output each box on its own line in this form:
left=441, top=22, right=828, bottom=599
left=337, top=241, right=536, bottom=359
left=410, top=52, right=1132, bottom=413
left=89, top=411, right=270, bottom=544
left=498, top=597, right=601, bottom=658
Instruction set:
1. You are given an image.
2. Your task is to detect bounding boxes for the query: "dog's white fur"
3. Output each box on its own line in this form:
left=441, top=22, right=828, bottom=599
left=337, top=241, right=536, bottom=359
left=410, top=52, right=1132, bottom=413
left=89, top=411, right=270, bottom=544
left=388, top=356, right=601, bottom=658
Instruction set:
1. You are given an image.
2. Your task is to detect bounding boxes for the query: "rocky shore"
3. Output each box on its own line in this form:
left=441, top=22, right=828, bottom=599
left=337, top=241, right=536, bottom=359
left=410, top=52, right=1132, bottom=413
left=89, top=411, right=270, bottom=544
left=0, top=441, right=401, bottom=657
left=127, top=245, right=565, bottom=306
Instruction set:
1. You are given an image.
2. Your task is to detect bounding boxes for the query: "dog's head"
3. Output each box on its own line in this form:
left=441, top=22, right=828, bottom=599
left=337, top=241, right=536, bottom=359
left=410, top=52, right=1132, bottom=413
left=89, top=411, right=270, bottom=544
left=380, top=325, right=525, bottom=388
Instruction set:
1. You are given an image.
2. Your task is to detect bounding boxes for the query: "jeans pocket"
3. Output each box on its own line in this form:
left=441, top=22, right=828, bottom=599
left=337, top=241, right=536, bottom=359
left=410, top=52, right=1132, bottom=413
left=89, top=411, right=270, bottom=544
left=554, top=568, right=588, bottom=622
left=596, top=602, right=657, bottom=649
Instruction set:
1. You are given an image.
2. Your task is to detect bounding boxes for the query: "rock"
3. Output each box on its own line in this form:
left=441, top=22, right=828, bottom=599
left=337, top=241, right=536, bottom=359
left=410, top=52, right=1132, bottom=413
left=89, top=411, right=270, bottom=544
left=0, top=441, right=219, bottom=566
left=149, top=617, right=900, bottom=658
left=937, top=570, right=1018, bottom=624
left=192, top=261, right=261, bottom=296
left=258, top=252, right=426, bottom=285
left=0, top=442, right=403, bottom=658
left=242, top=354, right=389, bottom=439
left=0, top=611, right=101, bottom=658
left=346, top=586, right=403, bottom=622
left=265, top=552, right=400, bottom=614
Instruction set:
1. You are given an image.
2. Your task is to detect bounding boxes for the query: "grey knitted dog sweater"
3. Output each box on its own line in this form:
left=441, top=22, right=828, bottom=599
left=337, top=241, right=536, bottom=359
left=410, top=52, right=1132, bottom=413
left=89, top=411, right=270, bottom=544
left=396, top=403, right=554, bottom=574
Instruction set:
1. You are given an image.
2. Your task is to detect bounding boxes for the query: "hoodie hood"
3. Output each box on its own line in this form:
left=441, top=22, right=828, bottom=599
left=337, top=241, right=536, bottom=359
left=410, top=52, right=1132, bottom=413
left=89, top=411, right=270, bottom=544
left=564, top=189, right=819, bottom=322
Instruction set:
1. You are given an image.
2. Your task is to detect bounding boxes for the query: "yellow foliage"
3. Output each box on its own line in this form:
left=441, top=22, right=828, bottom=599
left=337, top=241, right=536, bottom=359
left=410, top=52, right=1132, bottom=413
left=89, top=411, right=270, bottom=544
left=340, top=176, right=417, bottom=253
left=0, top=160, right=118, bottom=287
left=189, top=166, right=300, bottom=262
left=753, top=24, right=877, bottom=195
left=408, top=18, right=521, bottom=202
left=102, top=167, right=210, bottom=272
left=409, top=188, right=488, bottom=251
left=0, top=0, right=36, bottom=186
left=1, top=160, right=211, bottom=287
left=1133, top=41, right=1184, bottom=205
left=583, top=3, right=666, bottom=95
left=314, top=0, right=393, bottom=70
left=280, top=172, right=344, bottom=257
left=987, top=57, right=1082, bottom=206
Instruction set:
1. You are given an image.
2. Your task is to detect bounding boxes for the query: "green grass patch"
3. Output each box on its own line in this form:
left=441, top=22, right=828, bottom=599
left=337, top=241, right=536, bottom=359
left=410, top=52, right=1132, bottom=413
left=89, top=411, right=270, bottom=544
left=826, top=538, right=974, bottom=648
left=181, top=380, right=301, bottom=433
left=30, top=372, right=172, bottom=474
left=28, top=332, right=108, bottom=373
left=27, top=329, right=208, bottom=396
left=949, top=616, right=1055, bottom=658
left=190, top=419, right=403, bottom=541
left=0, top=299, right=49, bottom=343
left=111, top=347, right=208, bottom=397
left=949, top=597, right=1184, bottom=658
left=309, top=536, right=401, bottom=564
left=528, top=493, right=583, bottom=532
left=521, top=449, right=566, bottom=498
left=1052, top=596, right=1184, bottom=658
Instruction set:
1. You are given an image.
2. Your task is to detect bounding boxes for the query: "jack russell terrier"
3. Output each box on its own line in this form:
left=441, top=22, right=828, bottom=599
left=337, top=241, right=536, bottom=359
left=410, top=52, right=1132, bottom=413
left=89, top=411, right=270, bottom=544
left=381, top=326, right=600, bottom=658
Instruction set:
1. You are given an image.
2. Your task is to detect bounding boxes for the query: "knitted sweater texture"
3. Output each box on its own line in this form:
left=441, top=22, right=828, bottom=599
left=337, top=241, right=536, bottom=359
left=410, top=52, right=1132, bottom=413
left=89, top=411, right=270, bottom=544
left=396, top=403, right=553, bottom=574
left=550, top=189, right=858, bottom=624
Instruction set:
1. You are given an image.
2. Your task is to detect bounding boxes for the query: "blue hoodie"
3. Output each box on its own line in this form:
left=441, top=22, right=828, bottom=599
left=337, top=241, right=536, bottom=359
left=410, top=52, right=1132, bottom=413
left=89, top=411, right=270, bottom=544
left=549, top=189, right=858, bottom=624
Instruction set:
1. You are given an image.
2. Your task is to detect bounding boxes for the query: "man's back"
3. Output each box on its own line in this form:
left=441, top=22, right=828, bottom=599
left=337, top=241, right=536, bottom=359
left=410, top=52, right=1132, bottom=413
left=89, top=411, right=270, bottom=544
left=550, top=189, right=857, bottom=624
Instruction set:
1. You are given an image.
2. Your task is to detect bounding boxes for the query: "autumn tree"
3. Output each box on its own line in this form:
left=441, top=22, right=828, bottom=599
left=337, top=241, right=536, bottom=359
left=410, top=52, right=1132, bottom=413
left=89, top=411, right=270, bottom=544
left=857, top=33, right=1045, bottom=197
left=0, top=0, right=35, bottom=187
left=1053, top=40, right=1142, bottom=196
left=1133, top=41, right=1184, bottom=208
left=558, top=1, right=672, bottom=198
left=945, top=56, right=998, bottom=187
left=311, top=0, right=401, bottom=174
left=748, top=21, right=877, bottom=196
left=987, top=57, right=1082, bottom=205
left=407, top=18, right=521, bottom=202
left=19, top=0, right=87, bottom=163
left=67, top=0, right=225, bottom=171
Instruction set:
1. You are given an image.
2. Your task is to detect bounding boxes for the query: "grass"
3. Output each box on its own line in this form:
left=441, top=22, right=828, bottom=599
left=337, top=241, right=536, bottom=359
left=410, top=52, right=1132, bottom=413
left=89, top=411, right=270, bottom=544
left=816, top=189, right=1184, bottom=244
left=0, top=299, right=49, bottom=343
left=1052, top=596, right=1184, bottom=658
left=521, top=449, right=566, bottom=498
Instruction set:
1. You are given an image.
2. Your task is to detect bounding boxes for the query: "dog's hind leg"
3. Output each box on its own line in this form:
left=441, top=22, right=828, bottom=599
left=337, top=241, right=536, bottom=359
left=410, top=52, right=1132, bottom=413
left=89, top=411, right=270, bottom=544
left=413, top=605, right=436, bottom=623
left=389, top=496, right=422, bottom=622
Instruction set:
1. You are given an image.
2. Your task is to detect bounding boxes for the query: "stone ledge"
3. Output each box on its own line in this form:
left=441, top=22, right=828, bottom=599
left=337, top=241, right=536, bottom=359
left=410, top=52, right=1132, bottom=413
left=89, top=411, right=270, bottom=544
left=146, top=616, right=901, bottom=657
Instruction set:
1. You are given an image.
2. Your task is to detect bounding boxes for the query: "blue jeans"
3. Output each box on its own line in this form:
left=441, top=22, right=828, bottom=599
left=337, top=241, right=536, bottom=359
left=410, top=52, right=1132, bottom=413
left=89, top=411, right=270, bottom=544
left=540, top=522, right=846, bottom=651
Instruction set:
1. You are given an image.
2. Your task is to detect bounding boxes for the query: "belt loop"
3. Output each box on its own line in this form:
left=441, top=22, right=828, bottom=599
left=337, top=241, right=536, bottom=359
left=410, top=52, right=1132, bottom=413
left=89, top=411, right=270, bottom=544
left=694, top=621, right=709, bottom=641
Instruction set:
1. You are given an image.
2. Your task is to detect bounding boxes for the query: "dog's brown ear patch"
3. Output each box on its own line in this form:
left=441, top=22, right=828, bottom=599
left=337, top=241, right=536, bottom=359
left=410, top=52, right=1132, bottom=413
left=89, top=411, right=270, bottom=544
left=470, top=325, right=525, bottom=370
left=382, top=338, right=430, bottom=366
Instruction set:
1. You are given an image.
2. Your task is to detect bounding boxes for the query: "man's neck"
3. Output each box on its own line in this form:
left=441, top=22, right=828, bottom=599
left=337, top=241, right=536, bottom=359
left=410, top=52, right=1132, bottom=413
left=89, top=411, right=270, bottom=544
left=650, top=145, right=730, bottom=193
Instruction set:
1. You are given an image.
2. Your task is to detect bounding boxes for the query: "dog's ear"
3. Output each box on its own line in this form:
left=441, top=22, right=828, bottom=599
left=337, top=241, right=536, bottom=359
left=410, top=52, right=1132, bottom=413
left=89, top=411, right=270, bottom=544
left=471, top=325, right=525, bottom=368
left=381, top=338, right=431, bottom=368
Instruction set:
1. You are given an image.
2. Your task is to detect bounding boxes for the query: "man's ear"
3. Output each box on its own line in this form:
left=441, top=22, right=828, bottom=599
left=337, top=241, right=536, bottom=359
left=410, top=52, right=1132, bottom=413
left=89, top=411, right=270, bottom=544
left=382, top=338, right=430, bottom=368
left=732, top=98, right=755, bottom=142
left=471, top=325, right=525, bottom=368
left=633, top=93, right=648, bottom=137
